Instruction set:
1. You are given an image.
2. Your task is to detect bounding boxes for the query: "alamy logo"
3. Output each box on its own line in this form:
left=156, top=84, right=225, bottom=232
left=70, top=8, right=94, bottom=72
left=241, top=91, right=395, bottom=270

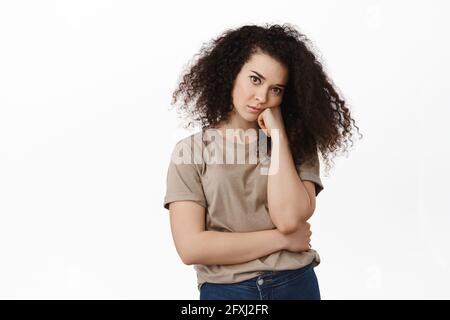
left=171, top=128, right=280, bottom=175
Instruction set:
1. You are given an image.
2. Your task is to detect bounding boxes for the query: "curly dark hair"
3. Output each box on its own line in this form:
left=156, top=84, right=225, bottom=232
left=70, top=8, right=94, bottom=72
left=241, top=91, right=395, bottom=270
left=171, top=23, right=362, bottom=173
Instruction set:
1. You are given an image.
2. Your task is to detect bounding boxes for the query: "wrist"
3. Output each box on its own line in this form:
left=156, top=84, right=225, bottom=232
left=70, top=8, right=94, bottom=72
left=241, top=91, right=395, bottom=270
left=274, top=228, right=288, bottom=250
left=270, top=128, right=288, bottom=142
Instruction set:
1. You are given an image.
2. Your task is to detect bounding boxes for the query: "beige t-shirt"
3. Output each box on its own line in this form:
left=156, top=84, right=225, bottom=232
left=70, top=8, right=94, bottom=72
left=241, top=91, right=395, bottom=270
left=163, top=128, right=324, bottom=291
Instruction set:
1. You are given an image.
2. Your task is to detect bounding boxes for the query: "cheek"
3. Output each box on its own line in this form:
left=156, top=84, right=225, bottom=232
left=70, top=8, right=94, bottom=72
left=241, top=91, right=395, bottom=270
left=233, top=80, right=253, bottom=101
left=274, top=95, right=284, bottom=103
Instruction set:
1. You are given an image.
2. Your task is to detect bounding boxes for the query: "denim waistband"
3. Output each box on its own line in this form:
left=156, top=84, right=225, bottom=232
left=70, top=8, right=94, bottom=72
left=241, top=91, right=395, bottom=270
left=235, top=263, right=315, bottom=289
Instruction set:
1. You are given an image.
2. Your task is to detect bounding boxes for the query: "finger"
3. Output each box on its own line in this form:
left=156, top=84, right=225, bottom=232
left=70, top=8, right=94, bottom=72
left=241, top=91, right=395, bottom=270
left=258, top=115, right=265, bottom=129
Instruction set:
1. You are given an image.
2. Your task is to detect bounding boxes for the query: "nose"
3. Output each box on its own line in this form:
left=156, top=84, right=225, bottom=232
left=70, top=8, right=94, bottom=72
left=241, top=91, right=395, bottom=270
left=255, top=88, right=268, bottom=105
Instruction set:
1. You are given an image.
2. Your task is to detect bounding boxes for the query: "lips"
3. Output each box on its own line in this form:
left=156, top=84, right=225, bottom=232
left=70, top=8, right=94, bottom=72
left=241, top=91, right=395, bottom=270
left=247, top=105, right=261, bottom=113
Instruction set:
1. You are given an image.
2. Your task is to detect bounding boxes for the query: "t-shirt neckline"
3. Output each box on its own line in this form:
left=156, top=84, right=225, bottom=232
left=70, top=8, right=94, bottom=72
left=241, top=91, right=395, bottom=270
left=207, top=128, right=259, bottom=146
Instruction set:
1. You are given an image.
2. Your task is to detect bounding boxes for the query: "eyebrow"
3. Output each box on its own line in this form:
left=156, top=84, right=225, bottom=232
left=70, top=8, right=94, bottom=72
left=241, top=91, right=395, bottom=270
left=250, top=70, right=286, bottom=88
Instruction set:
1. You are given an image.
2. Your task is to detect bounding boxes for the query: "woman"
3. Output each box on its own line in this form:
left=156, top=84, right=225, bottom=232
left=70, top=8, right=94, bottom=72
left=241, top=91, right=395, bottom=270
left=163, top=23, right=361, bottom=300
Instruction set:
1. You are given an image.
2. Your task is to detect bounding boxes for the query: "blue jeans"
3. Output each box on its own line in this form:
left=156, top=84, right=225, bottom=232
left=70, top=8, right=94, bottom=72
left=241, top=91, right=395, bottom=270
left=199, top=263, right=320, bottom=300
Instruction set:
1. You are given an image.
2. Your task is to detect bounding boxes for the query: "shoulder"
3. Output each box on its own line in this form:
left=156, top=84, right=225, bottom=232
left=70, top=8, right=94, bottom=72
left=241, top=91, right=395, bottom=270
left=173, top=130, right=206, bottom=147
left=170, top=130, right=205, bottom=168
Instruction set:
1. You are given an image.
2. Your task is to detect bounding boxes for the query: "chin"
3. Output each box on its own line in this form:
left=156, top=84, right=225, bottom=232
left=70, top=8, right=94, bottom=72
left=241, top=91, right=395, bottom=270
left=243, top=116, right=258, bottom=124
left=233, top=107, right=258, bottom=124
left=239, top=110, right=257, bottom=120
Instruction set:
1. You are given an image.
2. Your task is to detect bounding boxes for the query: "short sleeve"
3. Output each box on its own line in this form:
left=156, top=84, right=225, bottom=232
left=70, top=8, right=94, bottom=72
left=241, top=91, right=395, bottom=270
left=295, top=150, right=324, bottom=197
left=163, top=140, right=207, bottom=211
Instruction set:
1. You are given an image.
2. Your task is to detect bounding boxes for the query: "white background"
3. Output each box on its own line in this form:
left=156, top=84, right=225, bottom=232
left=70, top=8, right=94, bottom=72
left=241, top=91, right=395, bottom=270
left=0, top=0, right=449, bottom=299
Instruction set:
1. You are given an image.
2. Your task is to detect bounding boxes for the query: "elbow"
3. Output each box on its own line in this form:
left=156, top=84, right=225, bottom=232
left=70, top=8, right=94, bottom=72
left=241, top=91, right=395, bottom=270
left=275, top=210, right=312, bottom=235
left=179, top=249, right=197, bottom=265
left=177, top=233, right=206, bottom=265
left=176, top=239, right=198, bottom=265
left=181, top=256, right=194, bottom=266
left=176, top=229, right=213, bottom=265
left=277, top=221, right=300, bottom=235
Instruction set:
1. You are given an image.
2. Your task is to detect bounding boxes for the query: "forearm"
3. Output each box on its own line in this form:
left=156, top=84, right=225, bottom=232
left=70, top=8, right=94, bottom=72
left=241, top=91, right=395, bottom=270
left=267, top=131, right=312, bottom=232
left=186, top=229, right=286, bottom=266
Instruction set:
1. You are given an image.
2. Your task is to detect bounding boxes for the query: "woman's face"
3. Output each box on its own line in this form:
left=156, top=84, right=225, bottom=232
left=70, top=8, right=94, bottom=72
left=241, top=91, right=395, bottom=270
left=229, top=50, right=288, bottom=128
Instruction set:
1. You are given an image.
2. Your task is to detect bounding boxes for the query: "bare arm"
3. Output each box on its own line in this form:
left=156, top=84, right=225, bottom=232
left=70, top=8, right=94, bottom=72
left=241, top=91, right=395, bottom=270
left=169, top=201, right=292, bottom=266
left=267, top=131, right=317, bottom=234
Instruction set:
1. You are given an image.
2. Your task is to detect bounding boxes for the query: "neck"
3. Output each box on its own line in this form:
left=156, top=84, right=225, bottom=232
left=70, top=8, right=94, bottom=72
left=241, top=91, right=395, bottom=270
left=216, top=109, right=259, bottom=131
left=210, top=109, right=260, bottom=144
left=213, top=123, right=259, bottom=145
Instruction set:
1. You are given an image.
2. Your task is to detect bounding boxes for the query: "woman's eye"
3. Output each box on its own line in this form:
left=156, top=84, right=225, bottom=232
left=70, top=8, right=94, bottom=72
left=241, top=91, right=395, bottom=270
left=250, top=76, right=260, bottom=84
left=272, top=88, right=283, bottom=95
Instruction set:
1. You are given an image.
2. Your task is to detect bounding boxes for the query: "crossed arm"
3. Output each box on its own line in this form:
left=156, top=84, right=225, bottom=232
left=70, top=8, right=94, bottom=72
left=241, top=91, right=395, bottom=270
left=168, top=179, right=317, bottom=266
left=168, top=132, right=318, bottom=265
left=168, top=200, right=314, bottom=266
